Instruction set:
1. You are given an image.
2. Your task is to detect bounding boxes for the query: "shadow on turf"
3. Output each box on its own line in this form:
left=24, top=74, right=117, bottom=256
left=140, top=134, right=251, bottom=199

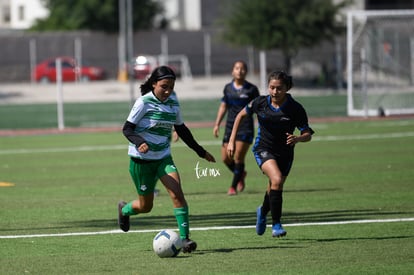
left=297, top=235, right=414, bottom=243
left=64, top=209, right=414, bottom=231
left=185, top=187, right=341, bottom=196
left=3, top=209, right=411, bottom=233
left=195, top=235, right=414, bottom=255
left=282, top=209, right=412, bottom=224
left=196, top=244, right=305, bottom=254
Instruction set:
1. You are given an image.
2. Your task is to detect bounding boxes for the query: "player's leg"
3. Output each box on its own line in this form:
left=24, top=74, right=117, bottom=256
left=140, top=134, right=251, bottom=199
left=261, top=159, right=287, bottom=237
left=221, top=142, right=238, bottom=195
left=230, top=140, right=250, bottom=193
left=221, top=142, right=235, bottom=172
left=158, top=157, right=197, bottom=253
left=118, top=159, right=157, bottom=232
left=160, top=172, right=197, bottom=253
left=160, top=171, right=188, bottom=234
left=253, top=151, right=269, bottom=235
left=255, top=185, right=270, bottom=235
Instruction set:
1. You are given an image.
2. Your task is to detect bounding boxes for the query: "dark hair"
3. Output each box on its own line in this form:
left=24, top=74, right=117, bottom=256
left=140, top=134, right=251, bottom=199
left=140, top=66, right=176, bottom=95
left=267, top=71, right=293, bottom=91
left=233, top=60, right=248, bottom=72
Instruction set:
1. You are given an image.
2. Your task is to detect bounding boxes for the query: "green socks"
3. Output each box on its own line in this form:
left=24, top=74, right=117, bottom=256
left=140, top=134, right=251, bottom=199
left=174, top=206, right=189, bottom=239
left=121, top=201, right=137, bottom=216
left=121, top=203, right=189, bottom=239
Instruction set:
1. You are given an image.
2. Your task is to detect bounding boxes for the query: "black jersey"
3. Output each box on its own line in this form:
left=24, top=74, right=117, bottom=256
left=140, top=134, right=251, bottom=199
left=222, top=80, right=260, bottom=140
left=246, top=94, right=314, bottom=157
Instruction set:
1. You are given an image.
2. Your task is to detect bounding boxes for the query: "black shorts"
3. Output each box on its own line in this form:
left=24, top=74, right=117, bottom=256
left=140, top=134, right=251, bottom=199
left=253, top=150, right=293, bottom=176
left=222, top=132, right=254, bottom=144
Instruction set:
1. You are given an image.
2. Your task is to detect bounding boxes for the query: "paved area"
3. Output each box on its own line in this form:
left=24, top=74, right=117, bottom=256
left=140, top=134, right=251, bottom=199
left=0, top=75, right=337, bottom=105
left=0, top=76, right=233, bottom=105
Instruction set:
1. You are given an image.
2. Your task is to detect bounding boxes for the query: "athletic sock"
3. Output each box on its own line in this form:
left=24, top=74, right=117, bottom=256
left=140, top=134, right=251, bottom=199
left=269, top=190, right=283, bottom=225
left=225, top=161, right=235, bottom=172
left=231, top=163, right=245, bottom=188
left=122, top=201, right=138, bottom=216
left=174, top=206, right=189, bottom=239
left=261, top=191, right=270, bottom=215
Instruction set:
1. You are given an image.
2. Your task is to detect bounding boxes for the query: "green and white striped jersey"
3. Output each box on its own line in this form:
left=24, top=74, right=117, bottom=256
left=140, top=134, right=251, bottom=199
left=126, top=91, right=183, bottom=160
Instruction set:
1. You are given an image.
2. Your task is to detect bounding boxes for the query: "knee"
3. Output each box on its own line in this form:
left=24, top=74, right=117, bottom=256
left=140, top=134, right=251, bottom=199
left=132, top=200, right=153, bottom=213
left=140, top=203, right=153, bottom=213
left=269, top=176, right=284, bottom=190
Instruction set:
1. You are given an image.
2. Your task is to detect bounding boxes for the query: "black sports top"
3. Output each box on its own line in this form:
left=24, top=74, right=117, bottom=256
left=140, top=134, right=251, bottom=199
left=246, top=94, right=314, bottom=156
left=222, top=80, right=260, bottom=138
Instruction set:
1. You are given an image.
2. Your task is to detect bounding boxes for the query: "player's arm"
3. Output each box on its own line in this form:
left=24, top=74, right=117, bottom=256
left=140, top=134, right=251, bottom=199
left=286, top=107, right=315, bottom=146
left=174, top=123, right=216, bottom=162
left=122, top=121, right=148, bottom=153
left=213, top=102, right=227, bottom=138
left=227, top=108, right=248, bottom=158
left=286, top=130, right=312, bottom=146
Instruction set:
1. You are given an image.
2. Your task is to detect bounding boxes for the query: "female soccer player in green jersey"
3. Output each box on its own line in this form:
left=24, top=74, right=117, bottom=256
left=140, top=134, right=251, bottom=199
left=118, top=66, right=216, bottom=253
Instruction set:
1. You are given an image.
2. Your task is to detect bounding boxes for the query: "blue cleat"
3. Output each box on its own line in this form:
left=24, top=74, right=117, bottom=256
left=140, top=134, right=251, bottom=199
left=272, top=223, right=287, bottom=238
left=256, top=206, right=267, bottom=235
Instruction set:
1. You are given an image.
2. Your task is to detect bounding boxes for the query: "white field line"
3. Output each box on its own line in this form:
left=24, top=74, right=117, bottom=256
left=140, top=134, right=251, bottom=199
left=1, top=217, right=413, bottom=239
left=1, top=131, right=414, bottom=155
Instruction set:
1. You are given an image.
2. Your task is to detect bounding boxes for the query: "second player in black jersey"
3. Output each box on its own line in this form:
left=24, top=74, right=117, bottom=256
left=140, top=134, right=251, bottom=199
left=213, top=61, right=260, bottom=195
left=227, top=71, right=314, bottom=238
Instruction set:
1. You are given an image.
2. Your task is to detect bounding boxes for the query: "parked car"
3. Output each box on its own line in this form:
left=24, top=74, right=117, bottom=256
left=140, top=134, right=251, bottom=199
left=33, top=56, right=106, bottom=83
left=131, top=55, right=181, bottom=79
left=131, top=55, right=157, bottom=79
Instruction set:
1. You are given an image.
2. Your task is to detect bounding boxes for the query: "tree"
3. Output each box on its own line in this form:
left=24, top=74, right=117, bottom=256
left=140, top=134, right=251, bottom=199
left=220, top=0, right=351, bottom=73
left=31, top=0, right=164, bottom=32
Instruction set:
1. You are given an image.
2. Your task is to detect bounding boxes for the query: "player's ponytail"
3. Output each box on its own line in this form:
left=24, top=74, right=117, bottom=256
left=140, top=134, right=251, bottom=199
left=140, top=66, right=176, bottom=96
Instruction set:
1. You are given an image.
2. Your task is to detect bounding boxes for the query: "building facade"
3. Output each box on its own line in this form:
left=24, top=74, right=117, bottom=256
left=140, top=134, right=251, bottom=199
left=0, top=0, right=48, bottom=30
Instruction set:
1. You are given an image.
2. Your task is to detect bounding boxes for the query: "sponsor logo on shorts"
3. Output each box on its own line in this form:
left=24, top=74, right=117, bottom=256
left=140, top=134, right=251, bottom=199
left=260, top=151, right=269, bottom=158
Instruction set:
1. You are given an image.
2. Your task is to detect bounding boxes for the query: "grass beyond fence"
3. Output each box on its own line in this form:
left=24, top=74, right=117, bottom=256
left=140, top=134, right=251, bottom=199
left=0, top=119, right=413, bottom=274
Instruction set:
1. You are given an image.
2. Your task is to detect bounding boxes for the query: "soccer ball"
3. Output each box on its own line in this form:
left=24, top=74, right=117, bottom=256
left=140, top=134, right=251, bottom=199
left=153, top=229, right=182, bottom=258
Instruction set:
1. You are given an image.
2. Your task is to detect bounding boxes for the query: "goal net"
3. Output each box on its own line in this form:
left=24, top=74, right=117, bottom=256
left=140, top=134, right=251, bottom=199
left=346, top=10, right=414, bottom=116
left=158, top=54, right=193, bottom=81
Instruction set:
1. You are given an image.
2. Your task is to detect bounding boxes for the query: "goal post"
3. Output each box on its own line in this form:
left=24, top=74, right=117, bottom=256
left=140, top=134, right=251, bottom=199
left=347, top=10, right=414, bottom=117
left=157, top=54, right=193, bottom=81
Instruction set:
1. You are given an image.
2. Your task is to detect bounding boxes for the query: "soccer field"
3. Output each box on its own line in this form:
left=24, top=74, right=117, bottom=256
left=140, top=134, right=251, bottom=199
left=1, top=119, right=413, bottom=274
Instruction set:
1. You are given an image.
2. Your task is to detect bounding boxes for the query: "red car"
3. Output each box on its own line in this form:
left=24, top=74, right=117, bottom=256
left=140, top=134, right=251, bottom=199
left=33, top=56, right=106, bottom=83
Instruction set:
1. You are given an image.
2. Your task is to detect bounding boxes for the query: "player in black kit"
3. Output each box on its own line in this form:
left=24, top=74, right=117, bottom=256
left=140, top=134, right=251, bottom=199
left=227, top=71, right=314, bottom=237
left=213, top=61, right=260, bottom=195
